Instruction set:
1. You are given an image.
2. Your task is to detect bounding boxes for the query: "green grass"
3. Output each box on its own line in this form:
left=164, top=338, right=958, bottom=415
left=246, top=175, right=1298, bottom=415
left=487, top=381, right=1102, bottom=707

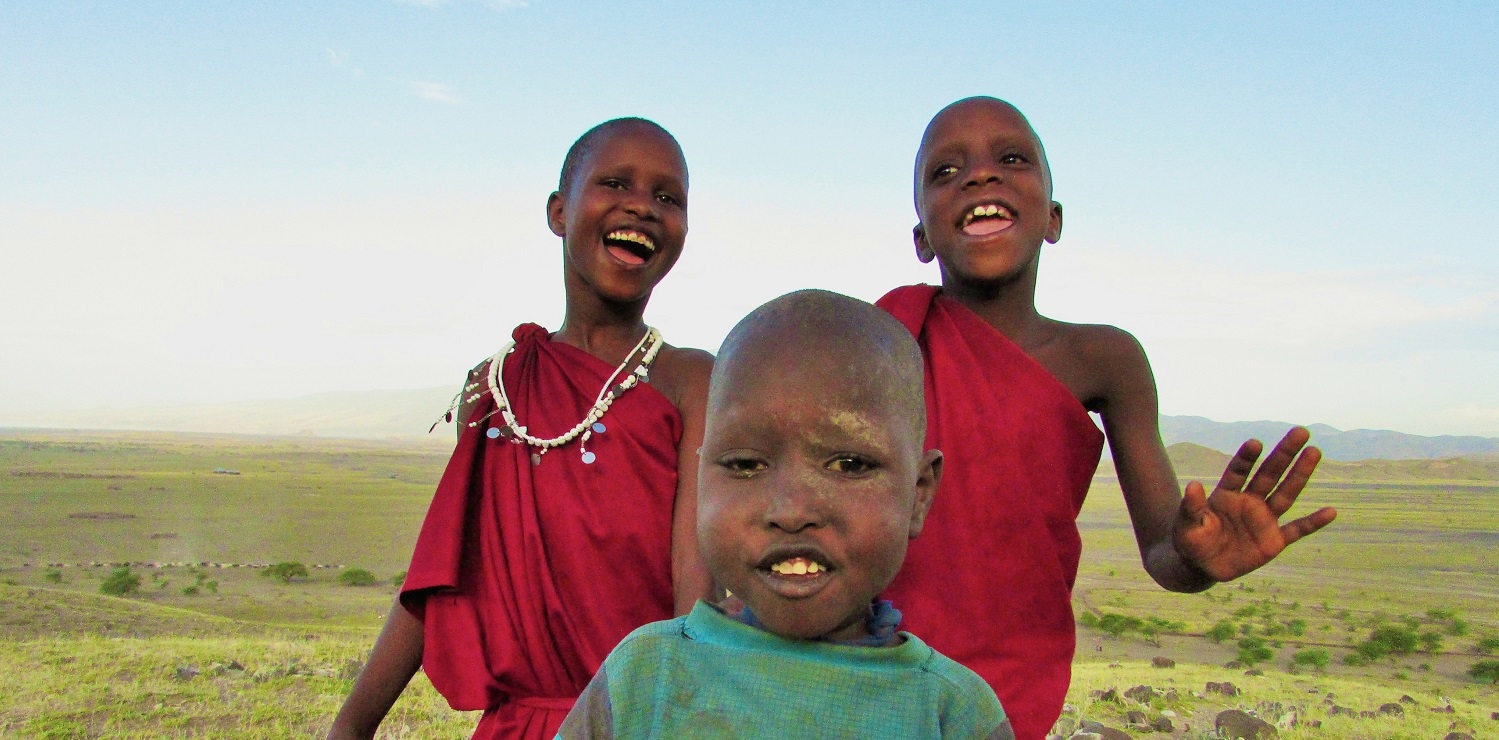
left=3, top=430, right=1496, bottom=737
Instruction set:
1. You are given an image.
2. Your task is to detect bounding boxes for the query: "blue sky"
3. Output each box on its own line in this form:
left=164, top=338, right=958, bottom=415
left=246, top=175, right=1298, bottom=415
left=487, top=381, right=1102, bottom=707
left=3, top=2, right=1497, bottom=436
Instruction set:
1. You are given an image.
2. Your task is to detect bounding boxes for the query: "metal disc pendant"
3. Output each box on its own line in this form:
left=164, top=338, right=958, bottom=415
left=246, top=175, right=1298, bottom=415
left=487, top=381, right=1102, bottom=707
left=591, top=422, right=606, bottom=434
left=530, top=453, right=542, bottom=466
left=486, top=427, right=501, bottom=439
left=580, top=451, right=596, bottom=464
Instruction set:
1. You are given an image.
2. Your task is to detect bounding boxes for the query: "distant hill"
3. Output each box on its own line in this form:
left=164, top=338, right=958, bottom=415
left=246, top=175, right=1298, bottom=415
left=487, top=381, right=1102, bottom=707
left=9, top=392, right=1497, bottom=462
left=1097, top=442, right=1499, bottom=482
left=1159, top=415, right=1499, bottom=462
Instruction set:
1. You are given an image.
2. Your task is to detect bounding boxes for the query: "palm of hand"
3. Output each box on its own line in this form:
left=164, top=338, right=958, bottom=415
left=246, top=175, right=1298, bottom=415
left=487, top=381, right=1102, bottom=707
left=1173, top=428, right=1336, bottom=583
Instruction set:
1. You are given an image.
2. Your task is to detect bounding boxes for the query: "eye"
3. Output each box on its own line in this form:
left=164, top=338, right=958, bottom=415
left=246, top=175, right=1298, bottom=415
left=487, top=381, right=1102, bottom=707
left=655, top=191, right=682, bottom=207
left=599, top=177, right=628, bottom=190
left=999, top=152, right=1029, bottom=166
left=826, top=454, right=879, bottom=476
left=717, top=455, right=767, bottom=478
left=931, top=164, right=958, bottom=181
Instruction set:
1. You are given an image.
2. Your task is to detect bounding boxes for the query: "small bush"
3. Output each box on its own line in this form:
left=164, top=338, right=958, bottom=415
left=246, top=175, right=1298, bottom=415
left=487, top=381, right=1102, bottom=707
left=390, top=570, right=407, bottom=588
left=1469, top=660, right=1499, bottom=684
left=1078, top=612, right=1099, bottom=629
left=1098, top=613, right=1145, bottom=638
left=181, top=585, right=199, bottom=596
left=100, top=567, right=141, bottom=596
left=338, top=568, right=378, bottom=587
left=1448, top=618, right=1469, bottom=636
left=1292, top=648, right=1330, bottom=671
left=1343, top=652, right=1369, bottom=666
left=1418, top=630, right=1444, bottom=653
left=204, top=579, right=218, bottom=594
left=1475, top=636, right=1499, bottom=655
left=1286, top=618, right=1307, bottom=637
left=1206, top=621, right=1237, bottom=643
left=43, top=568, right=63, bottom=584
left=262, top=561, right=309, bottom=584
left=1236, top=636, right=1273, bottom=666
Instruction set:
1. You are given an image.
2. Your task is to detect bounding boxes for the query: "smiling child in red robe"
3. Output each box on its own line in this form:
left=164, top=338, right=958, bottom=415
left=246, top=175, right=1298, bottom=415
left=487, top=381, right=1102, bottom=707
left=877, top=97, right=1338, bottom=740
left=328, top=118, right=713, bottom=740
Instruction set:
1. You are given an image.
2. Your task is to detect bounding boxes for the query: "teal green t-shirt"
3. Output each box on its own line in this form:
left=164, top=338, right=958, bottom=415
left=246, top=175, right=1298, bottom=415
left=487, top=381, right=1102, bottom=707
left=557, top=601, right=1012, bottom=739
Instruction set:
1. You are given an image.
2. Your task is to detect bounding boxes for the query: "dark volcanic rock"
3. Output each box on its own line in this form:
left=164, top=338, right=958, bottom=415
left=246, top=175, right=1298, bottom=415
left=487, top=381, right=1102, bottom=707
left=1378, top=702, right=1404, bottom=716
left=1151, top=656, right=1175, bottom=668
left=1124, top=685, right=1155, bottom=702
left=1216, top=709, right=1277, bottom=739
left=1400, top=694, right=1416, bottom=704
left=1206, top=681, right=1241, bottom=696
left=1443, top=733, right=1475, bottom=740
left=1151, top=716, right=1174, bottom=732
left=1126, top=710, right=1147, bottom=725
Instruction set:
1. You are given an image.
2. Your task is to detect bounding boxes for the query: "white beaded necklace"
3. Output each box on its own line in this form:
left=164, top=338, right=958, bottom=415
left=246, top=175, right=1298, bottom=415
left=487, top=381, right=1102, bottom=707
left=465, top=326, right=664, bottom=465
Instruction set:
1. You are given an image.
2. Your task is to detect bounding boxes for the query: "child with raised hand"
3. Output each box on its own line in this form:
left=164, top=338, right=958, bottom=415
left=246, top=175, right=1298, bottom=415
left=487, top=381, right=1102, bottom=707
left=329, top=117, right=714, bottom=740
left=557, top=289, right=1015, bottom=740
left=876, top=96, right=1337, bottom=740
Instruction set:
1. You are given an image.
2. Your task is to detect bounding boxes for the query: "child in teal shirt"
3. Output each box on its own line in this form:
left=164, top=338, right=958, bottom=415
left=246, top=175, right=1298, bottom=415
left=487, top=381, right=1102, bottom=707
left=558, top=290, right=1013, bottom=739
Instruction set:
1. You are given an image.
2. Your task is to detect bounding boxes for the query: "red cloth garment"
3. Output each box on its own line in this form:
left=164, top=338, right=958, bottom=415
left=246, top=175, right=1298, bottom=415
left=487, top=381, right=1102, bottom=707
left=877, top=285, right=1105, bottom=740
left=401, top=323, right=682, bottom=740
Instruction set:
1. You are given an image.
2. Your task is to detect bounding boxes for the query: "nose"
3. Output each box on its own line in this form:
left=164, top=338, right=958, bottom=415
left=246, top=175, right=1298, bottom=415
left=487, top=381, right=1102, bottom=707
left=621, top=190, right=659, bottom=221
left=963, top=159, right=1003, bottom=189
left=762, top=471, right=827, bottom=534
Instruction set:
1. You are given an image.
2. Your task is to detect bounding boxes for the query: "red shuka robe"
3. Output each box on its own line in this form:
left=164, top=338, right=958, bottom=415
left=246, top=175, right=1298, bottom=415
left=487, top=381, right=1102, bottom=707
left=877, top=285, right=1105, bottom=740
left=401, top=323, right=681, bottom=740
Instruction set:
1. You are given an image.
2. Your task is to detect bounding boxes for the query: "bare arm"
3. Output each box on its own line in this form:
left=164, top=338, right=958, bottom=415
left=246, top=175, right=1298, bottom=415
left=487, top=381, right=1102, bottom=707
left=1098, top=329, right=1335, bottom=591
left=1095, top=330, right=1214, bottom=592
left=665, top=349, right=714, bottom=616
left=327, top=598, right=424, bottom=739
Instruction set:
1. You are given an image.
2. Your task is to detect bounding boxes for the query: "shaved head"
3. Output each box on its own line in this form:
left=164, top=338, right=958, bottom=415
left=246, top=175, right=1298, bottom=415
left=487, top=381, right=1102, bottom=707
left=711, top=290, right=927, bottom=441
left=558, top=117, right=684, bottom=196
left=914, top=96, right=1053, bottom=204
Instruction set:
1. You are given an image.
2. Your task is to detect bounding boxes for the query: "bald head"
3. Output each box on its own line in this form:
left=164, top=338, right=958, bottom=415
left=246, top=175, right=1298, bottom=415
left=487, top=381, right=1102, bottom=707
left=558, top=117, right=684, bottom=196
left=914, top=96, right=1053, bottom=204
left=711, top=290, right=926, bottom=441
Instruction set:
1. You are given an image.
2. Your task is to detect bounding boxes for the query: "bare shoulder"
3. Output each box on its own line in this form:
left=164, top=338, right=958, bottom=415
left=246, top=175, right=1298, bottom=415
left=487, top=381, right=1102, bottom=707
left=1038, top=321, right=1152, bottom=411
left=649, top=345, right=714, bottom=411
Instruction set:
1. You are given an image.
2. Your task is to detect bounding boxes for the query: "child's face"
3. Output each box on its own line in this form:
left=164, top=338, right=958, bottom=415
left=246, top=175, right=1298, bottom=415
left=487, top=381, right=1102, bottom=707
left=548, top=124, right=688, bottom=304
left=697, top=352, right=939, bottom=642
left=912, top=99, right=1062, bottom=289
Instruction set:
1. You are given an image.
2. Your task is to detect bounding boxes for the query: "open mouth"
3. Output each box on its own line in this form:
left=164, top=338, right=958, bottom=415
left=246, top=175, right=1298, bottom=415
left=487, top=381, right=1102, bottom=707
left=958, top=202, right=1015, bottom=237
left=754, top=550, right=834, bottom=599
left=603, top=229, right=656, bottom=266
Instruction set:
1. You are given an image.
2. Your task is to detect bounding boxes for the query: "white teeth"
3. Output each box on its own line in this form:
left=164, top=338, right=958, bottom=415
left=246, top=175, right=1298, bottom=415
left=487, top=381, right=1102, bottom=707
left=606, top=230, right=655, bottom=251
left=984, top=204, right=998, bottom=216
left=769, top=558, right=825, bottom=575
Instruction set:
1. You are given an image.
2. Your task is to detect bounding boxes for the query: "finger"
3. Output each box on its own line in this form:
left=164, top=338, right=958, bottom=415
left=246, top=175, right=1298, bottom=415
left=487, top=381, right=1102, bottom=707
left=1279, top=506, right=1337, bottom=546
left=1215, top=439, right=1264, bottom=493
left=1179, top=480, right=1209, bottom=528
left=1266, top=445, right=1322, bottom=517
left=1244, top=427, right=1311, bottom=498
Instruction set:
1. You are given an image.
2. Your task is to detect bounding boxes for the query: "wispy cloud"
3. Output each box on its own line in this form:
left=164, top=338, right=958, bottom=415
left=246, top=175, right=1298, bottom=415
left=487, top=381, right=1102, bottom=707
left=406, top=80, right=466, bottom=105
left=326, top=48, right=364, bottom=76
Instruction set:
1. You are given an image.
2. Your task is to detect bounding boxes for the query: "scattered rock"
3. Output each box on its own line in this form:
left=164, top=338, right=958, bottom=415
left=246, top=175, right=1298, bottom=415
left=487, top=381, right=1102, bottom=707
left=1225, top=660, right=1244, bottom=669
left=1124, top=685, right=1155, bottom=702
left=1206, top=681, right=1241, bottom=697
left=1216, top=709, right=1277, bottom=739
left=174, top=665, right=199, bottom=681
left=1151, top=716, right=1174, bottom=732
left=1069, top=734, right=1101, bottom=740
left=1378, top=702, right=1404, bottom=716
left=1163, top=689, right=1179, bottom=702
left=1358, top=710, right=1377, bottom=718
left=1443, top=734, right=1475, bottom=740
left=1098, top=688, right=1121, bottom=704
left=1257, top=702, right=1283, bottom=716
left=1126, top=710, right=1147, bottom=725
left=1400, top=694, right=1416, bottom=704
left=1244, top=668, right=1264, bottom=676
left=1151, top=656, right=1175, bottom=668
left=1274, top=711, right=1297, bottom=731
left=1432, top=705, right=1456, bottom=714
left=1107, top=662, right=1121, bottom=668
left=1160, top=710, right=1176, bottom=718
left=1303, top=720, right=1321, bottom=729
left=1328, top=705, right=1356, bottom=717
left=1490, top=711, right=1498, bottom=721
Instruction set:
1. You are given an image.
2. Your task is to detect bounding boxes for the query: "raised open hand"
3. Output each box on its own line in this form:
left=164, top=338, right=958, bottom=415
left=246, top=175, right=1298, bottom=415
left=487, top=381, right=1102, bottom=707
left=1173, top=427, right=1337, bottom=583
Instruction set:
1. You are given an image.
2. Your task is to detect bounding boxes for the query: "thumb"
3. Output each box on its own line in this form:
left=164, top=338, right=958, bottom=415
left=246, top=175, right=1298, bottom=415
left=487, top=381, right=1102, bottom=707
left=1179, top=481, right=1209, bottom=529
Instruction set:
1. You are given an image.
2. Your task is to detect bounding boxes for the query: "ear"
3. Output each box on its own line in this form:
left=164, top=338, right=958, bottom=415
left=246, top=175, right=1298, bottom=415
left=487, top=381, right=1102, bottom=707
left=1045, top=201, right=1063, bottom=244
left=906, top=449, right=943, bottom=538
left=913, top=224, right=936, bottom=264
left=546, top=191, right=566, bottom=237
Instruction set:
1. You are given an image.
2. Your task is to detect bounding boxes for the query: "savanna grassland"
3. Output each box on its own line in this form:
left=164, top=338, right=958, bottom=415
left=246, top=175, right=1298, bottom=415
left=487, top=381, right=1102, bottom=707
left=1, top=430, right=1496, bottom=738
